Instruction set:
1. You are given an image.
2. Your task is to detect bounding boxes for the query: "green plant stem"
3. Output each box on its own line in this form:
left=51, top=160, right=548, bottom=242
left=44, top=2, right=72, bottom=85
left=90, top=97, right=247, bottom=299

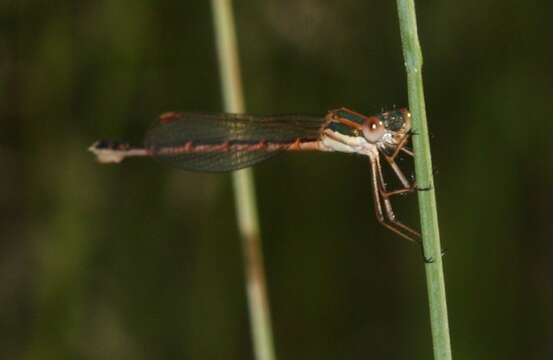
left=395, top=1, right=452, bottom=359
left=210, top=1, right=277, bottom=360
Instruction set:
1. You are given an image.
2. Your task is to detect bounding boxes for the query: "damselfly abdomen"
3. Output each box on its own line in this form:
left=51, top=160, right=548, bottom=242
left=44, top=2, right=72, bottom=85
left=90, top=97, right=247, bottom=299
left=90, top=108, right=419, bottom=242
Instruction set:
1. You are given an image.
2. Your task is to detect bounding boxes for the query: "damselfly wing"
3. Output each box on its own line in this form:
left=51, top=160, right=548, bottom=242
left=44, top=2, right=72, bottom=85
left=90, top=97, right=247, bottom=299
left=144, top=112, right=324, bottom=172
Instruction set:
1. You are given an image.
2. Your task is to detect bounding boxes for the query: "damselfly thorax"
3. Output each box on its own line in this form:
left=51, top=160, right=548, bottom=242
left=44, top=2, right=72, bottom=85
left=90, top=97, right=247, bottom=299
left=90, top=108, right=419, bottom=243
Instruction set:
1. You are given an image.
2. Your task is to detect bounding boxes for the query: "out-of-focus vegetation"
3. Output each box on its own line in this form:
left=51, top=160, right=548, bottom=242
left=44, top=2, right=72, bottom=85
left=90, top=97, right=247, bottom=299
left=1, top=1, right=552, bottom=359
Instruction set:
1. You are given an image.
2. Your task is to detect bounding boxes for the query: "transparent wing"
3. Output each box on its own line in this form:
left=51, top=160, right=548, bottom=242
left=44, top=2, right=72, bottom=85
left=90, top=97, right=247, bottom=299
left=144, top=112, right=324, bottom=172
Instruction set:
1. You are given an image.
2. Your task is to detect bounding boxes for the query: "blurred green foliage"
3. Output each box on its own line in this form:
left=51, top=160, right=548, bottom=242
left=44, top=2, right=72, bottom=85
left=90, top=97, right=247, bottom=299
left=1, top=1, right=552, bottom=359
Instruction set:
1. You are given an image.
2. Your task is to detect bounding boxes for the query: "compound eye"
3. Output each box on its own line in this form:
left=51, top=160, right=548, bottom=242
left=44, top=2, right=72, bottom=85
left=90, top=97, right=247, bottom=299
left=369, top=118, right=380, bottom=130
left=362, top=117, right=385, bottom=143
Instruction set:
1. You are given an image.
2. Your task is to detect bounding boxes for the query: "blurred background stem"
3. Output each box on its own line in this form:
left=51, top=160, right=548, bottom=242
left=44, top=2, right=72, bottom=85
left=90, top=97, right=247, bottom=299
left=395, top=0, right=452, bottom=359
left=211, top=1, right=277, bottom=360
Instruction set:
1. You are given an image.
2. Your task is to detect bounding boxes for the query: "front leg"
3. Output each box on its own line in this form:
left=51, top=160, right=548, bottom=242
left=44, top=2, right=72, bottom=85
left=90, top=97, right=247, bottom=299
left=378, top=153, right=416, bottom=197
left=369, top=156, right=420, bottom=244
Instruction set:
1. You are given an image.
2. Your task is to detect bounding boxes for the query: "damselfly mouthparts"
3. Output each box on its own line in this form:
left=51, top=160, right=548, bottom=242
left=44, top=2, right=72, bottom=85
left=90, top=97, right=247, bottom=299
left=89, top=108, right=420, bottom=242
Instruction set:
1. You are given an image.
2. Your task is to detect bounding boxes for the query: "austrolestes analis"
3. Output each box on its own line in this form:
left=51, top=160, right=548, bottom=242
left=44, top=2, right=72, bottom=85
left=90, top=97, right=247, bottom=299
left=89, top=108, right=420, bottom=243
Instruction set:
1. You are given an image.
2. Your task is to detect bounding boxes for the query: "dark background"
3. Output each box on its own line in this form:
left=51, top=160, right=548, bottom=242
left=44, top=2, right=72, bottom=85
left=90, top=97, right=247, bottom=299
left=2, top=1, right=553, bottom=359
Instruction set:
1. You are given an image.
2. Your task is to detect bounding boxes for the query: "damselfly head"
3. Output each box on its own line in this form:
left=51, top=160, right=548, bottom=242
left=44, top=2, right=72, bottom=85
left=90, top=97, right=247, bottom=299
left=361, top=108, right=411, bottom=151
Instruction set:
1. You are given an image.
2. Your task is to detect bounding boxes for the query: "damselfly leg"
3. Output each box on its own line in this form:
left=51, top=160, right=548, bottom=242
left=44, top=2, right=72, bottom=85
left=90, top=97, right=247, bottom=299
left=365, top=125, right=422, bottom=243
left=384, top=135, right=434, bottom=193
left=369, top=155, right=420, bottom=243
left=387, top=129, right=413, bottom=162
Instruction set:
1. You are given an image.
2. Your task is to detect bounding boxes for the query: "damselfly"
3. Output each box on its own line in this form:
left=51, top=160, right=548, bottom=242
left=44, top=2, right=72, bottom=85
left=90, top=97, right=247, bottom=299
left=89, top=108, right=420, bottom=242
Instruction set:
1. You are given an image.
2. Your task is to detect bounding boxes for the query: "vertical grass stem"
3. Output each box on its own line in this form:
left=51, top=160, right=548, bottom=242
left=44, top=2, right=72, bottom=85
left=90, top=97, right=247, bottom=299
left=395, top=1, right=453, bottom=359
left=210, top=1, right=277, bottom=360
